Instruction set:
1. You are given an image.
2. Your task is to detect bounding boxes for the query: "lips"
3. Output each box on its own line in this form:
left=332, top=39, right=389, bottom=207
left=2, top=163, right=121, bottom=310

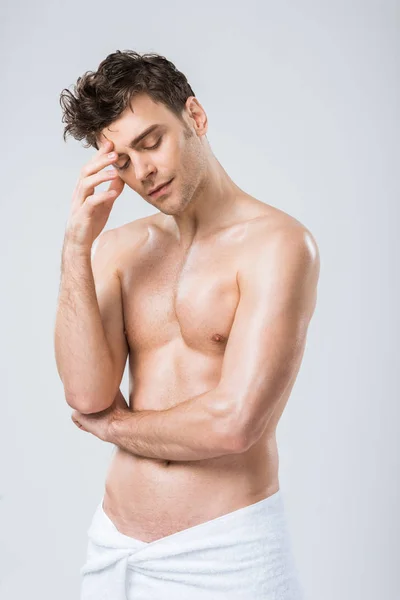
left=149, top=179, right=173, bottom=196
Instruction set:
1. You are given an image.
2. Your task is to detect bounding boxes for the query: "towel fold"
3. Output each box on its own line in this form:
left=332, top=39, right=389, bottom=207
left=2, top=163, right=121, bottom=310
left=80, top=489, right=304, bottom=599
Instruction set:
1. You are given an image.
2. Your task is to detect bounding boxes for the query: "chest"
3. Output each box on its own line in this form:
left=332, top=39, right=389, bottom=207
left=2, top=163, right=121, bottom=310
left=120, top=237, right=240, bottom=354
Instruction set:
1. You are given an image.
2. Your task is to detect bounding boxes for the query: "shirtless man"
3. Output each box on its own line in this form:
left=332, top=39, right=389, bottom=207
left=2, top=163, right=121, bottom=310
left=55, top=50, right=319, bottom=599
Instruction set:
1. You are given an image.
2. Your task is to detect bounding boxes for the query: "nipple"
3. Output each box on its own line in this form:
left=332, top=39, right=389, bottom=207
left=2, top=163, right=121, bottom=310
left=211, top=333, right=225, bottom=343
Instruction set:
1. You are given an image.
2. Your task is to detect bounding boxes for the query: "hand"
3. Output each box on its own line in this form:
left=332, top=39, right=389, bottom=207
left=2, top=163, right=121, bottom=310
left=65, top=136, right=125, bottom=250
left=71, top=389, right=130, bottom=442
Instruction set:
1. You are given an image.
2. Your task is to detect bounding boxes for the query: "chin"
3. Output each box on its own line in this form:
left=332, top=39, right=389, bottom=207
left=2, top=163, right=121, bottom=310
left=158, top=205, right=179, bottom=216
left=153, top=196, right=180, bottom=215
left=166, top=199, right=191, bottom=215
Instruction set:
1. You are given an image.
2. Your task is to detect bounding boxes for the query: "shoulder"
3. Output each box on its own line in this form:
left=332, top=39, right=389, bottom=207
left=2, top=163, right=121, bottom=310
left=246, top=206, right=319, bottom=269
left=92, top=215, right=153, bottom=256
left=90, top=215, right=154, bottom=276
left=107, top=214, right=155, bottom=243
left=236, top=209, right=320, bottom=319
left=237, top=207, right=320, bottom=294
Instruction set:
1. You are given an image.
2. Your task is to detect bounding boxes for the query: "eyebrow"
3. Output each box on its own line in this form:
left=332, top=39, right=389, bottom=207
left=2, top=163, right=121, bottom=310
left=123, top=124, right=163, bottom=153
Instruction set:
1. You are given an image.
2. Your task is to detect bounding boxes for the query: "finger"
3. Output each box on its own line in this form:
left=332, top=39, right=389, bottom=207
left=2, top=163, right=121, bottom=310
left=97, top=133, right=113, bottom=153
left=80, top=167, right=119, bottom=196
left=71, top=413, right=88, bottom=431
left=107, top=172, right=125, bottom=197
left=72, top=168, right=119, bottom=210
left=81, top=150, right=118, bottom=179
left=92, top=135, right=113, bottom=160
left=70, top=137, right=117, bottom=214
left=90, top=137, right=116, bottom=170
left=71, top=137, right=114, bottom=202
left=84, top=189, right=119, bottom=211
left=76, top=166, right=124, bottom=211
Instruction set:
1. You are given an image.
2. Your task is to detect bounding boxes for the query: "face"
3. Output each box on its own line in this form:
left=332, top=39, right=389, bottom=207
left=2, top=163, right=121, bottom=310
left=98, top=93, right=208, bottom=214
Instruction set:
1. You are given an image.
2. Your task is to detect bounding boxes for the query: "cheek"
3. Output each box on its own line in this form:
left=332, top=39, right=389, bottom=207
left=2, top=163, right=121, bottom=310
left=161, top=138, right=180, bottom=166
left=180, top=143, right=199, bottom=176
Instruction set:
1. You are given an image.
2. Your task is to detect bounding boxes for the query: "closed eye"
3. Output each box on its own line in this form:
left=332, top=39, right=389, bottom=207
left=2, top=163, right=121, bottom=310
left=116, top=160, right=130, bottom=171
left=145, top=137, right=163, bottom=151
left=115, top=137, right=163, bottom=171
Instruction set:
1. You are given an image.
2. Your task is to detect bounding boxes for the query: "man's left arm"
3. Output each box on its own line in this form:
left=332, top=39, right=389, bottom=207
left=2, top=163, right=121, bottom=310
left=107, top=386, right=238, bottom=461
left=82, top=224, right=319, bottom=461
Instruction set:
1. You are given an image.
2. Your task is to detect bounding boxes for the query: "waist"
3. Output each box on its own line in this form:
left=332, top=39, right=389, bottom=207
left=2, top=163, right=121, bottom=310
left=103, top=440, right=279, bottom=541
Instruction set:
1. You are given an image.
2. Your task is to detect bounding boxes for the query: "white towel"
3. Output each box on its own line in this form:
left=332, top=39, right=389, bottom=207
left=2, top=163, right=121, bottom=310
left=80, top=489, right=304, bottom=599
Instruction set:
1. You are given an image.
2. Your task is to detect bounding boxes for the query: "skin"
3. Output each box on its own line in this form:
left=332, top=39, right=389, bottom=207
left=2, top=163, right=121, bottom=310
left=69, top=92, right=320, bottom=543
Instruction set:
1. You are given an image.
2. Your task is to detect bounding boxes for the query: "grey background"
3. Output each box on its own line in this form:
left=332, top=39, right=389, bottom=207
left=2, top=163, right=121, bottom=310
left=1, top=0, right=399, bottom=598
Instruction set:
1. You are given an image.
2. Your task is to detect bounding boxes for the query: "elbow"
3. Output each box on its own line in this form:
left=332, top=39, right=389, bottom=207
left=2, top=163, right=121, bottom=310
left=64, top=388, right=114, bottom=415
left=232, top=416, right=271, bottom=453
left=62, top=363, right=120, bottom=414
left=223, top=427, right=252, bottom=454
left=209, top=388, right=251, bottom=455
left=219, top=409, right=259, bottom=454
left=216, top=412, right=251, bottom=455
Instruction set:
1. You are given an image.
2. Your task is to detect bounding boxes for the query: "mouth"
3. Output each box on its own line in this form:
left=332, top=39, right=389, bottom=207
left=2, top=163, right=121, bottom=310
left=148, top=178, right=174, bottom=198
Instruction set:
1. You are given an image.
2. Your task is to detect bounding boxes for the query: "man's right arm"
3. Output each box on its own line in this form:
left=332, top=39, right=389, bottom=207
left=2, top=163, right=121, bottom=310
left=54, top=228, right=128, bottom=414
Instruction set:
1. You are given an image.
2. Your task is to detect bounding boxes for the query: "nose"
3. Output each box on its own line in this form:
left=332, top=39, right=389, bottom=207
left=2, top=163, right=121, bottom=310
left=133, top=155, right=156, bottom=183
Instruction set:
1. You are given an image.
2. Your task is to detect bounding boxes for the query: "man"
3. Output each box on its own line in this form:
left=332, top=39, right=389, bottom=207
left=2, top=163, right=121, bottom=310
left=55, top=50, right=319, bottom=599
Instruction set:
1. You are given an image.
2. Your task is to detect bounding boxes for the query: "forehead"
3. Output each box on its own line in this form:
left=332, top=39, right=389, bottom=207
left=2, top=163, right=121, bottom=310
left=99, top=93, right=177, bottom=147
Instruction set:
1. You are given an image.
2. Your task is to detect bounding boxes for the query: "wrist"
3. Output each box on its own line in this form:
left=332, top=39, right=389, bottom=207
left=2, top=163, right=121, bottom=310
left=107, top=409, right=129, bottom=444
left=107, top=416, right=118, bottom=444
left=64, top=223, right=94, bottom=252
left=62, top=236, right=92, bottom=258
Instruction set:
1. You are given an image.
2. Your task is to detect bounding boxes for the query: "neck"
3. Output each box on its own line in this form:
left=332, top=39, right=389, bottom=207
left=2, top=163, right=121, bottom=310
left=168, top=154, right=243, bottom=247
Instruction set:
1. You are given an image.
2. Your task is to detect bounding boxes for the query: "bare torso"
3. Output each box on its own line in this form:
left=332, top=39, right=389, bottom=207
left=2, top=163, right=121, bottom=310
left=102, top=194, right=305, bottom=542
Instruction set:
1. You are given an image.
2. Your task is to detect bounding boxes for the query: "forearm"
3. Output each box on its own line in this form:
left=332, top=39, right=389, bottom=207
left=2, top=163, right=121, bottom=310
left=54, top=240, right=114, bottom=411
left=109, top=388, right=239, bottom=461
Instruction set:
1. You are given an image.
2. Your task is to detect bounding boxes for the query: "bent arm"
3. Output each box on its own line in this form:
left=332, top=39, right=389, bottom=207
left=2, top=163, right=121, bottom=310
left=108, top=387, right=239, bottom=461
left=54, top=230, right=128, bottom=414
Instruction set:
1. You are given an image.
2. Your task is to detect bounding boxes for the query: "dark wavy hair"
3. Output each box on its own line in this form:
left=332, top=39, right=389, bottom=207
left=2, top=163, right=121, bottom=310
left=59, top=50, right=196, bottom=150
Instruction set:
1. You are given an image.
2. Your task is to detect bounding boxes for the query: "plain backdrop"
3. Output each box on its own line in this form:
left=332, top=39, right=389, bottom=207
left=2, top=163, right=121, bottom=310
left=1, top=1, right=399, bottom=598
